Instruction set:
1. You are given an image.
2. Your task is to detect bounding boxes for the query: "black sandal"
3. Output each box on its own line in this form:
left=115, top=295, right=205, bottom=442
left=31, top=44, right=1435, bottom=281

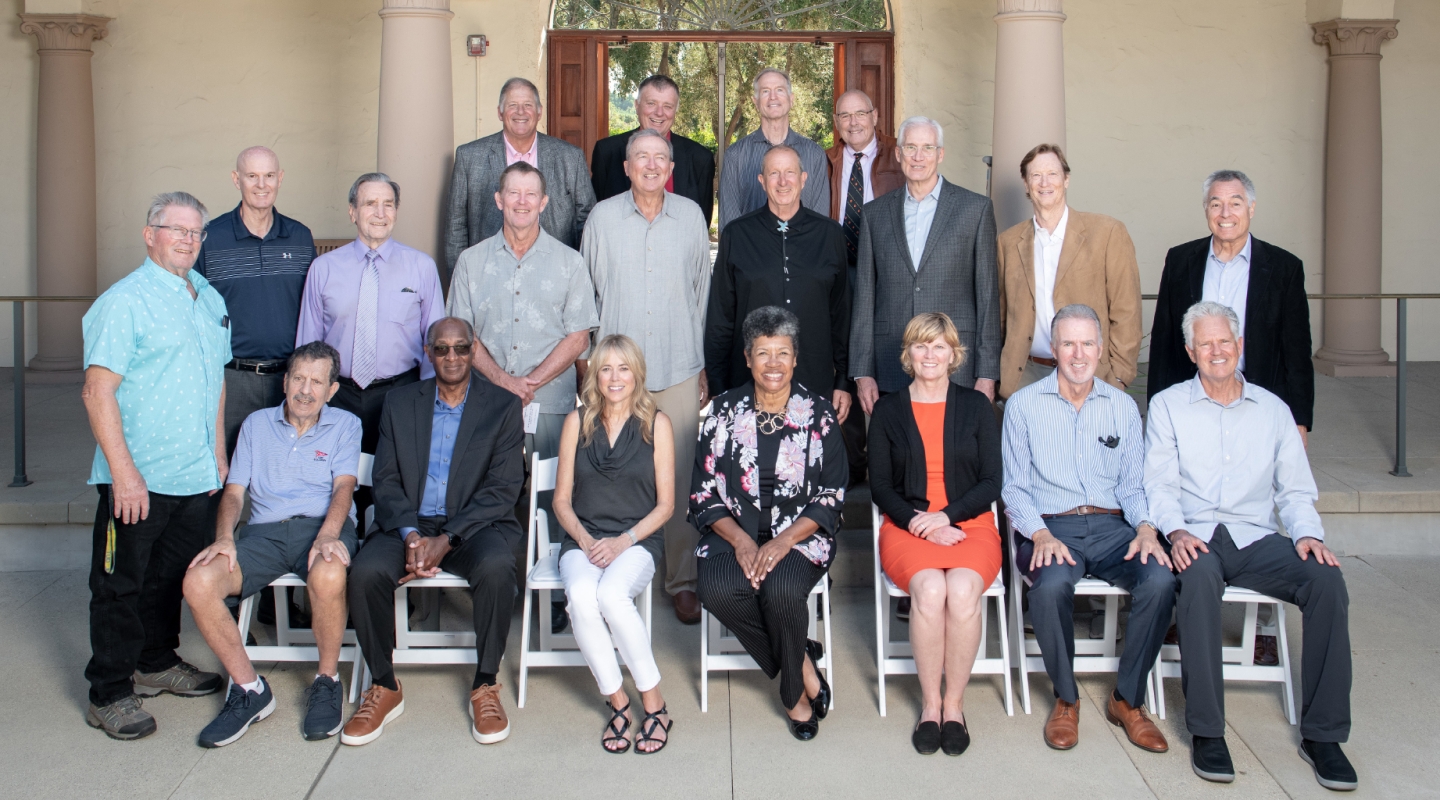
left=602, top=701, right=632, bottom=754
left=635, top=705, right=672, bottom=755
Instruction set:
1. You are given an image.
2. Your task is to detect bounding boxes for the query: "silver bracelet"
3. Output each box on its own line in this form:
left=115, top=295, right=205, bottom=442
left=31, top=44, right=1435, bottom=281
left=626, top=529, right=637, bottom=545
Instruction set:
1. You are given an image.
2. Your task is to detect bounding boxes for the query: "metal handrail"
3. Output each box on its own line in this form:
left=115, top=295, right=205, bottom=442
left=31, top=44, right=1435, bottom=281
left=3, top=292, right=1435, bottom=487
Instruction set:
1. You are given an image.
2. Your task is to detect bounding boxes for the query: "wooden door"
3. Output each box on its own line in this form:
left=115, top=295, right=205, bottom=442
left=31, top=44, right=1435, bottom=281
left=835, top=36, right=894, bottom=137
left=546, top=33, right=609, bottom=165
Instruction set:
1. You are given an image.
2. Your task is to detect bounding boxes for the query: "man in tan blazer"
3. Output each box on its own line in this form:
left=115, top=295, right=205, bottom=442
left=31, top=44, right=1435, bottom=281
left=997, top=144, right=1141, bottom=400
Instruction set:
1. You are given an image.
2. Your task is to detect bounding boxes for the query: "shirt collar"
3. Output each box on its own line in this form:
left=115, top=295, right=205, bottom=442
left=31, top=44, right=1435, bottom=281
left=501, top=228, right=553, bottom=261
left=275, top=401, right=336, bottom=431
left=142, top=257, right=203, bottom=295
left=1207, top=234, right=1252, bottom=267
left=350, top=237, right=397, bottom=262
left=624, top=189, right=676, bottom=221
left=226, top=203, right=287, bottom=242
left=435, top=383, right=470, bottom=411
left=1187, top=372, right=1257, bottom=407
left=906, top=178, right=944, bottom=204
left=1036, top=369, right=1106, bottom=403
left=504, top=133, right=537, bottom=161
left=1033, top=206, right=1069, bottom=243
left=844, top=136, right=879, bottom=161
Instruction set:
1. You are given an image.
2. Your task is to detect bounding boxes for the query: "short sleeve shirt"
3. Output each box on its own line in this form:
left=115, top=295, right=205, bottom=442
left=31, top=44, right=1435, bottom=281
left=84, top=259, right=232, bottom=495
left=227, top=403, right=363, bottom=525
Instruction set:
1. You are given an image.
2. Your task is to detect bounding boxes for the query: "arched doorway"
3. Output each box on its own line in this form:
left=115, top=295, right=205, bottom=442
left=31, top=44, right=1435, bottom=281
left=546, top=0, right=893, bottom=180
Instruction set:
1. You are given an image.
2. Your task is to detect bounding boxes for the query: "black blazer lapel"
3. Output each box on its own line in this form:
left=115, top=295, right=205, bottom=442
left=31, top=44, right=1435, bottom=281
left=1243, top=238, right=1275, bottom=365
left=1185, top=240, right=1207, bottom=307
left=408, top=382, right=435, bottom=509
left=445, top=373, right=486, bottom=514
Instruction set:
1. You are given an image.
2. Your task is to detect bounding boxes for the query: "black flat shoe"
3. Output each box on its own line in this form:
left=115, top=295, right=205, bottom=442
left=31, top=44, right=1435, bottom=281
left=804, top=639, right=831, bottom=720
left=912, top=720, right=941, bottom=755
left=1299, top=740, right=1358, bottom=791
left=941, top=718, right=971, bottom=756
left=1191, top=735, right=1235, bottom=783
left=787, top=709, right=819, bottom=741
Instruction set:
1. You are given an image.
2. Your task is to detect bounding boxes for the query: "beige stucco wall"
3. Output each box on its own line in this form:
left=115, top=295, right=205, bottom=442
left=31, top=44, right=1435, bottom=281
left=1, top=0, right=1436, bottom=367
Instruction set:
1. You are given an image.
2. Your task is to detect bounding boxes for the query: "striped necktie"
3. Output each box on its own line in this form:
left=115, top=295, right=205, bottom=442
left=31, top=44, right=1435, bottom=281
left=351, top=249, right=380, bottom=389
left=843, top=151, right=865, bottom=260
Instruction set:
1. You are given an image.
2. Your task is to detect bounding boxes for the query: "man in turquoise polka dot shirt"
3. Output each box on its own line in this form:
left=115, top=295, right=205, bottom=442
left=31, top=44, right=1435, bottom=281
left=80, top=191, right=232, bottom=741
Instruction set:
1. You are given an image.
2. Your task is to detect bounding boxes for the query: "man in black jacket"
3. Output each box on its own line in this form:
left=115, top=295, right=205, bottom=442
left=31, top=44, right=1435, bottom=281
left=342, top=317, right=525, bottom=747
left=1147, top=170, right=1314, bottom=443
left=590, top=74, right=715, bottom=227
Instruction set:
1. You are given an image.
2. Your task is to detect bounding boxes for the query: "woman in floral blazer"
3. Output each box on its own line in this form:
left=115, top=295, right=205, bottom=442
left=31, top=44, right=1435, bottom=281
left=689, top=306, right=848, bottom=742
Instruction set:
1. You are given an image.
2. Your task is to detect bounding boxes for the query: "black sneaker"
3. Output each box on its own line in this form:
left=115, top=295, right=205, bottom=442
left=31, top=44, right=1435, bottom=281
left=551, top=602, right=569, bottom=635
left=134, top=661, right=223, bottom=698
left=1299, top=740, right=1359, bottom=791
left=1191, top=735, right=1235, bottom=783
left=198, top=678, right=276, bottom=748
left=86, top=694, right=157, bottom=741
left=303, top=675, right=345, bottom=741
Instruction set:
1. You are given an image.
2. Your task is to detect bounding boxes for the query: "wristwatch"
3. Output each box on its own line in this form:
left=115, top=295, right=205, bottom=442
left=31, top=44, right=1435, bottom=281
left=625, top=529, right=638, bottom=545
left=447, top=532, right=463, bottom=548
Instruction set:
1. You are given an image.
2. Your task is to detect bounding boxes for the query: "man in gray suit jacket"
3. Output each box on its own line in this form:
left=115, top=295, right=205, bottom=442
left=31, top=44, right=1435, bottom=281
left=850, top=116, right=1001, bottom=412
left=443, top=77, right=596, bottom=282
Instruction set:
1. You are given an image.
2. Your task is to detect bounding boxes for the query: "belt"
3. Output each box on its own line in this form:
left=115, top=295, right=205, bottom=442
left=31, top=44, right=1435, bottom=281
left=1041, top=505, right=1123, bottom=518
left=1029, top=355, right=1058, bottom=367
left=339, top=367, right=419, bottom=391
left=226, top=358, right=287, bottom=375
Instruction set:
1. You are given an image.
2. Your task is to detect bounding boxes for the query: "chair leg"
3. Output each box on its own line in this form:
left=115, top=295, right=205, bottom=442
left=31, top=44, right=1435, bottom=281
left=821, top=583, right=834, bottom=712
left=1012, top=577, right=1032, bottom=715
left=995, top=592, right=1014, bottom=717
left=875, top=584, right=887, bottom=718
left=642, top=580, right=653, bottom=640
left=518, top=582, right=534, bottom=709
left=349, top=644, right=364, bottom=704
left=1275, top=603, right=1298, bottom=725
left=700, top=608, right=710, bottom=713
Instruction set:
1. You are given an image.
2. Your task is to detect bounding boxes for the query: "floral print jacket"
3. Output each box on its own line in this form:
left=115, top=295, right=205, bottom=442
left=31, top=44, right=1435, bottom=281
left=688, top=382, right=848, bottom=569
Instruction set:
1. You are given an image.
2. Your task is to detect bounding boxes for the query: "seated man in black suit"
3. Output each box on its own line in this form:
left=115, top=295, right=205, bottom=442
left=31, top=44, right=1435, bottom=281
left=341, top=317, right=524, bottom=748
left=590, top=74, right=715, bottom=227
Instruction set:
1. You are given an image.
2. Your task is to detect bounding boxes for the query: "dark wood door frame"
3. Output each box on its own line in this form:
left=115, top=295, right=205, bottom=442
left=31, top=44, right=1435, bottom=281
left=547, top=30, right=894, bottom=165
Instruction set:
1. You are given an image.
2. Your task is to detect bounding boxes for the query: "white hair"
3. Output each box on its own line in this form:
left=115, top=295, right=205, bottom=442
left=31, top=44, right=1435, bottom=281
left=146, top=191, right=208, bottom=227
left=897, top=116, right=944, bottom=148
left=625, top=128, right=673, bottom=161
left=1050, top=304, right=1103, bottom=348
left=1181, top=301, right=1242, bottom=348
left=751, top=67, right=792, bottom=97
left=1202, top=169, right=1256, bottom=208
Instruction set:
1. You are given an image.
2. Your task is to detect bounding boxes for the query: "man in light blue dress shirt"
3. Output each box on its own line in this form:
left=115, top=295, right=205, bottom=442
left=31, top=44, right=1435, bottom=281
left=81, top=192, right=231, bottom=740
left=1145, top=301, right=1354, bottom=791
left=1002, top=304, right=1174, bottom=754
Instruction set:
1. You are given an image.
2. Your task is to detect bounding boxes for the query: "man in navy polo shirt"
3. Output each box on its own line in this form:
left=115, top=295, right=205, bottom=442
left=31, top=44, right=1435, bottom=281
left=197, top=146, right=316, bottom=455
left=182, top=340, right=361, bottom=747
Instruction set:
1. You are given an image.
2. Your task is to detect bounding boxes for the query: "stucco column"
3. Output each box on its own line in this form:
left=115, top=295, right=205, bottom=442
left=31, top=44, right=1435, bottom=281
left=377, top=0, right=454, bottom=276
left=1311, top=19, right=1399, bottom=377
left=990, top=0, right=1066, bottom=232
left=19, top=13, right=109, bottom=373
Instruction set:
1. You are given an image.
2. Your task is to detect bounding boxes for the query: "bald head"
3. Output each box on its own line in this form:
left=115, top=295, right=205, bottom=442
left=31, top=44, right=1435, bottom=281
left=762, top=145, right=803, bottom=173
left=232, top=146, right=283, bottom=218
left=834, top=90, right=877, bottom=151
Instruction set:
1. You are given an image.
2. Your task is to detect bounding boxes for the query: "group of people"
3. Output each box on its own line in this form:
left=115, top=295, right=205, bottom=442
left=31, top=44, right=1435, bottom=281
left=77, top=66, right=1357, bottom=792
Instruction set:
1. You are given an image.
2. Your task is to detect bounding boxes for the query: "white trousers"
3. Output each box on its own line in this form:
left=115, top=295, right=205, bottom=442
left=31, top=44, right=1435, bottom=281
left=559, top=547, right=661, bottom=695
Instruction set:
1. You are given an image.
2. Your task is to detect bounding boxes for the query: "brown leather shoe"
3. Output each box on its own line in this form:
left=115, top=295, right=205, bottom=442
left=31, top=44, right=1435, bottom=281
left=673, top=590, right=701, bottom=625
left=469, top=683, right=511, bottom=744
left=341, top=680, right=404, bottom=746
left=1254, top=634, right=1279, bottom=667
left=1044, top=699, right=1079, bottom=750
left=1106, top=692, right=1168, bottom=753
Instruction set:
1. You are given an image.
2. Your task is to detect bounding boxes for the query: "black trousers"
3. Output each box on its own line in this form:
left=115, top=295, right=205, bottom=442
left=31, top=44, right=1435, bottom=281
left=331, top=368, right=420, bottom=527
left=1019, top=515, right=1176, bottom=707
left=222, top=367, right=286, bottom=457
left=1172, top=526, right=1351, bottom=742
left=348, top=519, right=519, bottom=690
left=697, top=550, right=826, bottom=709
left=85, top=486, right=213, bottom=706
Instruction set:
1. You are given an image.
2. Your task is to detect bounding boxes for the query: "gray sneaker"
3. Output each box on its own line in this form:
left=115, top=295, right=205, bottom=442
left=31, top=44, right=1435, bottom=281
left=134, top=661, right=223, bottom=698
left=86, top=695, right=158, bottom=740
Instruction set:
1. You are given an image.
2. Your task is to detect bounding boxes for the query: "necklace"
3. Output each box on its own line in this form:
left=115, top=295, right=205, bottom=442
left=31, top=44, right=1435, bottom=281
left=757, top=410, right=786, bottom=435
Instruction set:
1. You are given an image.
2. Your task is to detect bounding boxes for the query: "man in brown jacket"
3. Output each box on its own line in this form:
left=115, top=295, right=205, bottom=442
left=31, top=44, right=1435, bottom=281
left=997, top=144, right=1141, bottom=400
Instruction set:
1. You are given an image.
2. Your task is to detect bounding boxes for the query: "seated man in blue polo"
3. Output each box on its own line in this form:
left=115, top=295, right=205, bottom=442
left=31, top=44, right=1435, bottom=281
left=182, top=340, right=362, bottom=748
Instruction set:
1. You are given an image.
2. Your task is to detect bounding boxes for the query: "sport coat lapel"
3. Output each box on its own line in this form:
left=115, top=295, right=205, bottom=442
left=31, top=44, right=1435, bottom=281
left=1053, top=211, right=1085, bottom=291
left=916, top=181, right=956, bottom=275
left=1017, top=221, right=1037, bottom=302
left=1186, top=239, right=1207, bottom=306
left=409, top=382, right=435, bottom=505
left=890, top=191, right=917, bottom=274
left=1243, top=238, right=1273, bottom=363
left=445, top=373, right=485, bottom=513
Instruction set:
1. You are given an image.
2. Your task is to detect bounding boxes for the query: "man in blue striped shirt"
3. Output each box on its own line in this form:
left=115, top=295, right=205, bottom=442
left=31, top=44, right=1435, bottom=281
left=1002, top=304, right=1175, bottom=754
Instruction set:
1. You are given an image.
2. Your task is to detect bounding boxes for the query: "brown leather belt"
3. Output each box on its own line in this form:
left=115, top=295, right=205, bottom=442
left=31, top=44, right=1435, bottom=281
left=1041, top=505, right=1123, bottom=519
left=1029, top=355, right=1058, bottom=367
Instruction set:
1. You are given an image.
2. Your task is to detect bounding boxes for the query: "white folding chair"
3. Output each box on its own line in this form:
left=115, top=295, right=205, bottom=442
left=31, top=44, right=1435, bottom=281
left=872, top=503, right=1013, bottom=717
left=1005, top=521, right=1162, bottom=716
left=699, top=572, right=833, bottom=713
left=1154, top=587, right=1296, bottom=724
left=517, top=453, right=655, bottom=708
left=233, top=453, right=374, bottom=704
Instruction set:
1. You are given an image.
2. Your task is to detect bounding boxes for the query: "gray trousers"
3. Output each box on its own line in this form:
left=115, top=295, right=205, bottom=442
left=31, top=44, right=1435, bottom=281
left=1020, top=514, right=1176, bottom=706
left=223, top=368, right=286, bottom=457
left=1172, top=525, right=1351, bottom=742
left=654, top=373, right=702, bottom=596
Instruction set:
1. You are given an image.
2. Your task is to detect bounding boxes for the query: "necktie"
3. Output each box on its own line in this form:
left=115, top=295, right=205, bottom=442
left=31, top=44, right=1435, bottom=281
left=843, top=151, right=865, bottom=260
left=351, top=249, right=380, bottom=389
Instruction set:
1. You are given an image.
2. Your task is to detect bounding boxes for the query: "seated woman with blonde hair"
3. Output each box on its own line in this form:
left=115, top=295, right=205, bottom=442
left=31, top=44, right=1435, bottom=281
left=552, top=334, right=674, bottom=754
left=869, top=312, right=1002, bottom=756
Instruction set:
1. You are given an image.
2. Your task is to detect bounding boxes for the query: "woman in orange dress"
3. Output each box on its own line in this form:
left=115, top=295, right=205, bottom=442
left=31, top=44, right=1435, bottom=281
left=869, top=312, right=1002, bottom=757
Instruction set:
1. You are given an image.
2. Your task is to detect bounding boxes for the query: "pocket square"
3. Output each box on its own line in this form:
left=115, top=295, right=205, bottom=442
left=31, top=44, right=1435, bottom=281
left=400, top=287, right=416, bottom=293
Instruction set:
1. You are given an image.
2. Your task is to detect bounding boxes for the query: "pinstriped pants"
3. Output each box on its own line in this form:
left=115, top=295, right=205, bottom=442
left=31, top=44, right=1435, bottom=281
left=697, top=550, right=825, bottom=709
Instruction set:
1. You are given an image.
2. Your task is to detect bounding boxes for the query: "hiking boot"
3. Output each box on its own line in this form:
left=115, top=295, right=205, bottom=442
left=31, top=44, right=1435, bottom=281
left=134, top=661, right=222, bottom=698
left=86, top=694, right=157, bottom=741
left=197, top=678, right=276, bottom=748
left=303, top=675, right=344, bottom=741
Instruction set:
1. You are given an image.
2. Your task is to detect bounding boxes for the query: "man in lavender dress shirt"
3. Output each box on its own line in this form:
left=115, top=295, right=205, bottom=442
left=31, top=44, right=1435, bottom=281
left=297, top=173, right=445, bottom=521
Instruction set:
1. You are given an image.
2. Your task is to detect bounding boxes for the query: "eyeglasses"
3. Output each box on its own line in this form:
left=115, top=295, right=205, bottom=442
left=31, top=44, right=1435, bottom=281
left=899, top=144, right=939, bottom=157
left=430, top=343, right=473, bottom=357
left=151, top=225, right=208, bottom=242
left=835, top=111, right=873, bottom=123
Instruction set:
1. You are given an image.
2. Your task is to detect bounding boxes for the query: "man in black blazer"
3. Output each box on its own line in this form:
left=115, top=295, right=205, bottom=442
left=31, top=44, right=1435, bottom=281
left=590, top=74, right=715, bottom=227
left=343, top=317, right=525, bottom=747
left=1147, top=170, right=1314, bottom=441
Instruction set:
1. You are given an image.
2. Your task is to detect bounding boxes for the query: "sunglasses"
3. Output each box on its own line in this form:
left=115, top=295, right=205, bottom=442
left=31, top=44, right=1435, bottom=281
left=430, top=343, right=473, bottom=357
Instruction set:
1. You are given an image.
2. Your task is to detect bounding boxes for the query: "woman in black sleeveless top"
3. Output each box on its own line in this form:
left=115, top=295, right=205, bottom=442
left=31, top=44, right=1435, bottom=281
left=552, top=335, right=675, bottom=755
